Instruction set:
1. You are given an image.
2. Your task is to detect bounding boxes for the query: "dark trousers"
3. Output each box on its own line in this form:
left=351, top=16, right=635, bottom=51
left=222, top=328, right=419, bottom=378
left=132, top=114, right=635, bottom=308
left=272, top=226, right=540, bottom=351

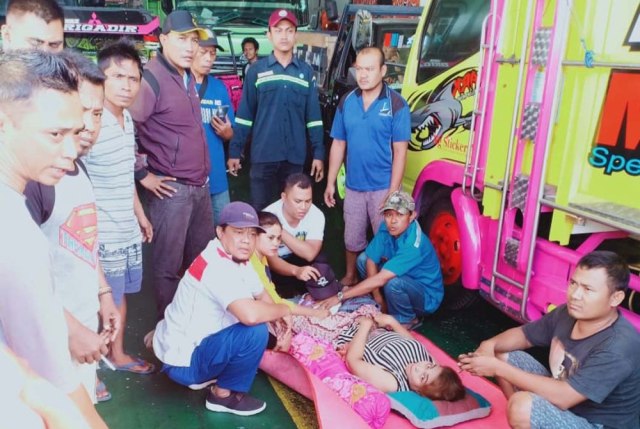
left=271, top=252, right=328, bottom=299
left=146, top=181, right=215, bottom=318
left=249, top=161, right=302, bottom=211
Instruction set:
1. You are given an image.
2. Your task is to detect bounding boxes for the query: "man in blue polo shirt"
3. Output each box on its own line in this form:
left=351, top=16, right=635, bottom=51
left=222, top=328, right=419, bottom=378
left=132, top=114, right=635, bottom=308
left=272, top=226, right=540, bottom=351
left=228, top=8, right=325, bottom=210
left=192, top=30, right=235, bottom=226
left=319, top=191, right=443, bottom=329
left=324, top=46, right=410, bottom=287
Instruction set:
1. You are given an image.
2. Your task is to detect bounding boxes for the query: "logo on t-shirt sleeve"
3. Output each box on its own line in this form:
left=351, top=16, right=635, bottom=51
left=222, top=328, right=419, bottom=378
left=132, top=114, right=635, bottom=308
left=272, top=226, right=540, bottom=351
left=188, top=254, right=208, bottom=281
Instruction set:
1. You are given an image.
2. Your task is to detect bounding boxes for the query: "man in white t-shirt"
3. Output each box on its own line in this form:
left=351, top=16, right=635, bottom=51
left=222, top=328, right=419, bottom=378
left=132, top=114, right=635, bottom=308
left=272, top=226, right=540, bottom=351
left=0, top=49, right=106, bottom=428
left=153, top=201, right=291, bottom=416
left=264, top=173, right=327, bottom=298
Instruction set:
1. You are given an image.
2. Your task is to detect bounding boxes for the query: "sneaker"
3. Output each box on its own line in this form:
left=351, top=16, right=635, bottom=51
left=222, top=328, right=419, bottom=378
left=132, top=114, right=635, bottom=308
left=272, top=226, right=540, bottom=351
left=188, top=378, right=216, bottom=390
left=205, top=390, right=266, bottom=416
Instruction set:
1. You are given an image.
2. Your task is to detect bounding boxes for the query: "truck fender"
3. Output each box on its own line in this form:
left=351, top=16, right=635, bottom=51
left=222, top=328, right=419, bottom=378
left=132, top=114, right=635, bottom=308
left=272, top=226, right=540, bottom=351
left=451, top=187, right=482, bottom=290
left=412, top=160, right=466, bottom=207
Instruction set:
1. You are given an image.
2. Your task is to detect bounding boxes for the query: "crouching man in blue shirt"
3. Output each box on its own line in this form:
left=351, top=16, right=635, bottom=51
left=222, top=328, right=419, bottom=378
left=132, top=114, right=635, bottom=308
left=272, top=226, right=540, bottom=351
left=319, top=191, right=443, bottom=328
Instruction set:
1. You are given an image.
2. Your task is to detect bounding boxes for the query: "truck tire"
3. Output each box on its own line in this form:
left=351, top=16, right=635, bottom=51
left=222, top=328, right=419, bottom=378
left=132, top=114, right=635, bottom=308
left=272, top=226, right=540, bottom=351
left=419, top=193, right=478, bottom=311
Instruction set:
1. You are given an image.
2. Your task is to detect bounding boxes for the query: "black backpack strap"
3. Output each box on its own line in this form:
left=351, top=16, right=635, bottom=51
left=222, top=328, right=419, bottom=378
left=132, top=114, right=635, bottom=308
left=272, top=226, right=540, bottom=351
left=142, top=69, right=160, bottom=99
left=198, top=74, right=209, bottom=99
left=76, top=159, right=89, bottom=177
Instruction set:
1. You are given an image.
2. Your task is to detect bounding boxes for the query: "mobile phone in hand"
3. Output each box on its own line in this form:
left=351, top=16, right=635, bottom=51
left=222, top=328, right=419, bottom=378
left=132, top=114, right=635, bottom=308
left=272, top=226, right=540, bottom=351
left=215, top=105, right=229, bottom=121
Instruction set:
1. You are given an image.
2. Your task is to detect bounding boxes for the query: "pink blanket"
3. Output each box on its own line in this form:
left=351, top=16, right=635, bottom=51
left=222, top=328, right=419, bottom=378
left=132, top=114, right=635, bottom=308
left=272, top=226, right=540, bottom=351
left=289, top=332, right=390, bottom=428
left=260, top=332, right=509, bottom=428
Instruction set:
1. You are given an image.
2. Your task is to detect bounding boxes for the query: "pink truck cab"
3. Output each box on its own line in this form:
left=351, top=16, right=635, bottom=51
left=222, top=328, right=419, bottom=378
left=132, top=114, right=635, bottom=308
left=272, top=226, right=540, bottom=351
left=402, top=0, right=640, bottom=329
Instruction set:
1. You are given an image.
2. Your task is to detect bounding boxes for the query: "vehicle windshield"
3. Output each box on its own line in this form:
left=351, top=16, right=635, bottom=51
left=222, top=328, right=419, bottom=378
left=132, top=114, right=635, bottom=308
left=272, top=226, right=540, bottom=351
left=175, top=0, right=308, bottom=27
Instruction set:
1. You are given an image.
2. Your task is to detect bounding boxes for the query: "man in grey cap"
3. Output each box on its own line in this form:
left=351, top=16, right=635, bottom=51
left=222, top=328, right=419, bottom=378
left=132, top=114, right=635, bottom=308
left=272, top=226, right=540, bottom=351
left=130, top=10, right=216, bottom=319
left=318, top=191, right=444, bottom=329
left=153, top=201, right=292, bottom=416
left=192, top=30, right=235, bottom=227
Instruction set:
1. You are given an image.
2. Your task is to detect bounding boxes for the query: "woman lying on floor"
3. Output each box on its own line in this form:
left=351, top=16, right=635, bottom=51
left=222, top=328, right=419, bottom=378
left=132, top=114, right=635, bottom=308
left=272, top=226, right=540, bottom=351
left=335, top=313, right=466, bottom=401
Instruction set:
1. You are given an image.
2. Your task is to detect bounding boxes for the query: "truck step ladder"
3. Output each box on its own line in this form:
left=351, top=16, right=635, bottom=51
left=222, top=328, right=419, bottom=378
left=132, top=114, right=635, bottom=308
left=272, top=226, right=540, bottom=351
left=489, top=0, right=572, bottom=321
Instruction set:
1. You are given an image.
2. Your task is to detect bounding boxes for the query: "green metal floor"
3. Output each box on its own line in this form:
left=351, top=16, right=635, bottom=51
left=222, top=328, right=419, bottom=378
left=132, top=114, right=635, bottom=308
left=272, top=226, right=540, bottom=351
left=97, top=173, right=520, bottom=428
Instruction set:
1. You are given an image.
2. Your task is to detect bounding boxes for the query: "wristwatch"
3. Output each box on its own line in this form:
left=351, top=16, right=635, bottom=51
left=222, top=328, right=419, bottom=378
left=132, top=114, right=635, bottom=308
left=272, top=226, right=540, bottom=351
left=337, top=291, right=344, bottom=302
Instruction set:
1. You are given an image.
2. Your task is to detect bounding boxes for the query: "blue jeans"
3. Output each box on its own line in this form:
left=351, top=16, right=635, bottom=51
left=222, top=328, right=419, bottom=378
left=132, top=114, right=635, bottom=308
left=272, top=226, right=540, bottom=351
left=357, top=252, right=425, bottom=324
left=164, top=323, right=268, bottom=393
left=210, top=190, right=230, bottom=228
left=249, top=161, right=302, bottom=210
left=146, top=181, right=215, bottom=318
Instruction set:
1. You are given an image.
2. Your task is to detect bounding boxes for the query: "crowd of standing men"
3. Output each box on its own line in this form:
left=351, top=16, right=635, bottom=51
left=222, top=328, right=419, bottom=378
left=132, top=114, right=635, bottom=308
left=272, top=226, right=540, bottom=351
left=0, top=0, right=638, bottom=428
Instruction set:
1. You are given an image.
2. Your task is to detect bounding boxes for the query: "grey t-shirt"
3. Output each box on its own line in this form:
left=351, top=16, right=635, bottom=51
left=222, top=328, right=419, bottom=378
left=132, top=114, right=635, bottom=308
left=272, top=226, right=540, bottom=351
left=523, top=305, right=640, bottom=429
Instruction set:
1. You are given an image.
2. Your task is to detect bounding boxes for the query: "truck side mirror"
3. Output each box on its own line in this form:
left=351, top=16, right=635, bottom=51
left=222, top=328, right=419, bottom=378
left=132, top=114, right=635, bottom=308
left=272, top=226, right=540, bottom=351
left=325, top=0, right=338, bottom=21
left=347, top=66, right=357, bottom=87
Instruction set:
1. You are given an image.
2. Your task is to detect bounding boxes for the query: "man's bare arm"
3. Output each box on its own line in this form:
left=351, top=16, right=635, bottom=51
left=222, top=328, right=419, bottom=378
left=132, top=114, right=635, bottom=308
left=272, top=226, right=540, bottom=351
left=279, top=229, right=322, bottom=262
left=227, top=299, right=290, bottom=325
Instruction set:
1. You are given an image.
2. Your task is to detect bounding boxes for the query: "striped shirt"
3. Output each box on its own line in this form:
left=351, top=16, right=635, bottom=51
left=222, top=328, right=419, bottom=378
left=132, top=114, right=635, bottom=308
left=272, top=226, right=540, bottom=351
left=84, top=108, right=141, bottom=253
left=336, top=326, right=433, bottom=391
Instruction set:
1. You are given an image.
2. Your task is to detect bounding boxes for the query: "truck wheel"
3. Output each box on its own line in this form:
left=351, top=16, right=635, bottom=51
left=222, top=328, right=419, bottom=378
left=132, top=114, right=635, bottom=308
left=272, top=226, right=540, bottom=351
left=419, top=194, right=477, bottom=311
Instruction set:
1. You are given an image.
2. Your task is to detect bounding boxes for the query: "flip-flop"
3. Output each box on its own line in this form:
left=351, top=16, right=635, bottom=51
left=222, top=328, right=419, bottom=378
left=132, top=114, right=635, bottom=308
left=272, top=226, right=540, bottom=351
left=96, top=380, right=112, bottom=403
left=114, top=357, right=155, bottom=375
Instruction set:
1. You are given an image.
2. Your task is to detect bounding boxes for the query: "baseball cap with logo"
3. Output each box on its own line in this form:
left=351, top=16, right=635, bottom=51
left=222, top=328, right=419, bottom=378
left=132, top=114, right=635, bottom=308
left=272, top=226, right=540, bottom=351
left=381, top=190, right=415, bottom=215
left=199, top=29, right=225, bottom=51
left=218, top=202, right=265, bottom=231
left=268, top=9, right=298, bottom=28
left=305, top=262, right=342, bottom=300
left=162, top=10, right=209, bottom=40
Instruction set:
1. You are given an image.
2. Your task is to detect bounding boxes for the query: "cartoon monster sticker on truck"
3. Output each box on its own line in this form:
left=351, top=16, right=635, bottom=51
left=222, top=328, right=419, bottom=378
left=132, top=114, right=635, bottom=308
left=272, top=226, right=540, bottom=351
left=409, top=68, right=475, bottom=151
left=402, top=0, right=640, bottom=329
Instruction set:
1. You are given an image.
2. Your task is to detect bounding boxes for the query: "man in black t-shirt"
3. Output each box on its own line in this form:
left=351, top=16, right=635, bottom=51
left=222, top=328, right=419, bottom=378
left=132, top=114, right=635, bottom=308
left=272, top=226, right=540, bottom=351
left=459, top=251, right=640, bottom=429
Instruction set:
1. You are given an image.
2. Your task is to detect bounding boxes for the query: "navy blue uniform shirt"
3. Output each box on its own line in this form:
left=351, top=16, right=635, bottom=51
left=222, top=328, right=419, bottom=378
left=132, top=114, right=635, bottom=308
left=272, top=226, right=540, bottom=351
left=230, top=53, right=324, bottom=164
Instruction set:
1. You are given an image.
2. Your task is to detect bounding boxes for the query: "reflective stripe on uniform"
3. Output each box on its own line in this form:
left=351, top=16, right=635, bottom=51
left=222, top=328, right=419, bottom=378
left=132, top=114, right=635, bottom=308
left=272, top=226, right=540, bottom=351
left=255, top=74, right=309, bottom=88
left=235, top=117, right=253, bottom=127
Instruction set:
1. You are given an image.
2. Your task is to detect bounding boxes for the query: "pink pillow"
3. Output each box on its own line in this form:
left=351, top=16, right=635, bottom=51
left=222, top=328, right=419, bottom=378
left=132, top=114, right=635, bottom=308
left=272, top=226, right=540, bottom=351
left=290, top=333, right=390, bottom=429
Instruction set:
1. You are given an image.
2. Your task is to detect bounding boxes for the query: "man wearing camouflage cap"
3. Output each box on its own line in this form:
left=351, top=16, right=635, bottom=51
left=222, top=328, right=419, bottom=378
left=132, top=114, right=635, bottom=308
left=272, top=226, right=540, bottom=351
left=319, top=191, right=443, bottom=329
